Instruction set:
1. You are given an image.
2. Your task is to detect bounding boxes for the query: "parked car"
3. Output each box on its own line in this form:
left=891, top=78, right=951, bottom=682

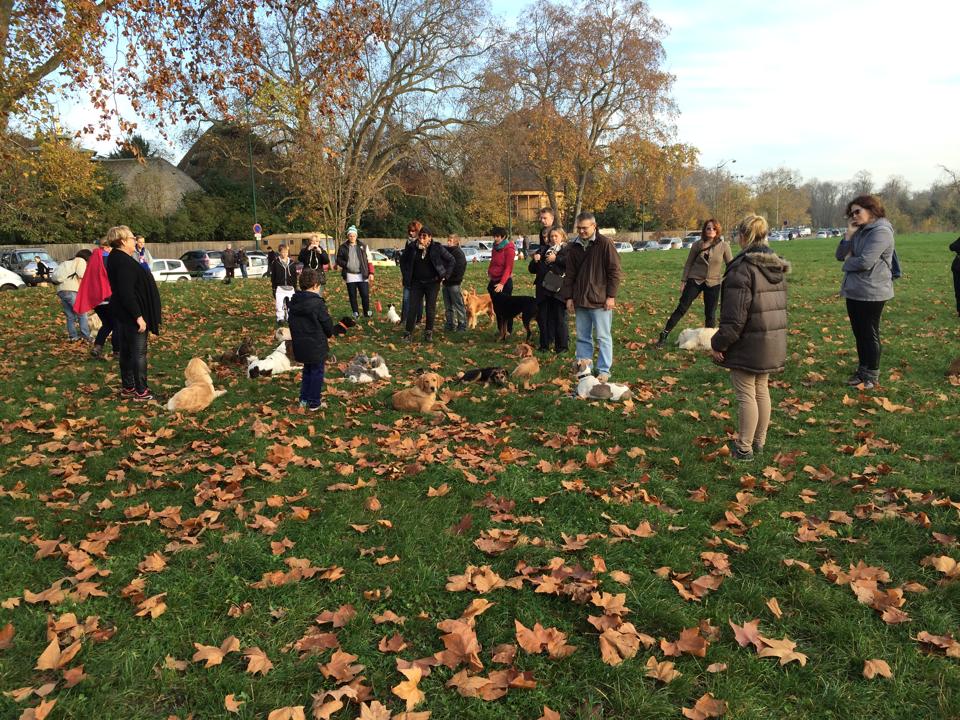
left=368, top=250, right=395, bottom=267
left=631, top=241, right=646, bottom=251
left=461, top=247, right=483, bottom=263
left=0, top=266, right=26, bottom=290
left=831, top=228, right=843, bottom=237
left=463, top=241, right=492, bottom=261
left=681, top=239, right=696, bottom=249
left=201, top=254, right=271, bottom=280
left=684, top=232, right=702, bottom=243
left=768, top=231, right=787, bottom=242
left=660, top=237, right=682, bottom=249
left=815, top=230, right=830, bottom=238
left=379, top=248, right=400, bottom=261
left=150, top=259, right=192, bottom=283
left=180, top=250, right=223, bottom=275
left=636, top=241, right=662, bottom=252
left=0, top=248, right=60, bottom=285
left=614, top=242, right=634, bottom=253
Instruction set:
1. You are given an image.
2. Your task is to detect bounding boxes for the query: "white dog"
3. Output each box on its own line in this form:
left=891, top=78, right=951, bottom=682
left=247, top=341, right=301, bottom=378
left=677, top=327, right=718, bottom=351
left=385, top=304, right=401, bottom=324
left=573, top=359, right=632, bottom=402
left=345, top=353, right=391, bottom=383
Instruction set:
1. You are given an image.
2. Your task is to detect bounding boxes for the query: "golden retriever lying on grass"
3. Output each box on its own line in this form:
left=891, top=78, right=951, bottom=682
left=391, top=372, right=444, bottom=415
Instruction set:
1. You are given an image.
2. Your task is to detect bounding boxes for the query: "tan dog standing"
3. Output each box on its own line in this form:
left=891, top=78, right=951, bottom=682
left=391, top=372, right=444, bottom=415
left=166, top=358, right=226, bottom=412
left=511, top=343, right=540, bottom=389
left=463, top=288, right=496, bottom=329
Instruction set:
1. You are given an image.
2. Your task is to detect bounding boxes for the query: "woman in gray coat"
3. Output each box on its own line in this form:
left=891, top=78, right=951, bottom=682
left=835, top=194, right=895, bottom=390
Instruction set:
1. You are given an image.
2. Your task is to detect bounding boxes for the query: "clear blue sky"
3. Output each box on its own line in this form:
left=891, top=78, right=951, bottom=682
left=491, top=0, right=960, bottom=189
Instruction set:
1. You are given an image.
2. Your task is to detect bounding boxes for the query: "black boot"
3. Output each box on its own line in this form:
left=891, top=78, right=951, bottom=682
left=655, top=330, right=669, bottom=348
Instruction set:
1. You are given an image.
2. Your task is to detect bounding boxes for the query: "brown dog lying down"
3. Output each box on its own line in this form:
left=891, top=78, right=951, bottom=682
left=391, top=372, right=444, bottom=415
left=166, top=358, right=226, bottom=412
left=464, top=288, right=496, bottom=329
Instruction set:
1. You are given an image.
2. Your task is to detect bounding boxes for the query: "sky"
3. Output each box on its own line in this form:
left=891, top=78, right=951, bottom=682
left=493, top=0, right=960, bottom=189
left=59, top=0, right=959, bottom=190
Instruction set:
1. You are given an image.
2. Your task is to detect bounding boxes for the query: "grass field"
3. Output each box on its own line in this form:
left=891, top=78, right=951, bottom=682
left=0, top=232, right=958, bottom=720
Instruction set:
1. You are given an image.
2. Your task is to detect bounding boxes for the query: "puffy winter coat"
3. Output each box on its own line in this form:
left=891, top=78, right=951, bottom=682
left=400, top=241, right=455, bottom=285
left=711, top=246, right=790, bottom=374
left=288, top=290, right=334, bottom=364
left=835, top=218, right=895, bottom=301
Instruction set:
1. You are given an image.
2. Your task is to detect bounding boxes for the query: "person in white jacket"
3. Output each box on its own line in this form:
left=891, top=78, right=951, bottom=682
left=54, top=249, right=93, bottom=342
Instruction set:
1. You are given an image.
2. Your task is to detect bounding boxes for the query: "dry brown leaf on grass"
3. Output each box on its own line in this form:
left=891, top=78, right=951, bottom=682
left=267, top=707, right=305, bottom=720
left=35, top=637, right=82, bottom=670
left=644, top=655, right=681, bottom=683
left=378, top=632, right=409, bottom=653
left=427, top=483, right=450, bottom=497
left=358, top=701, right=392, bottom=720
left=538, top=707, right=561, bottom=720
left=192, top=636, right=241, bottom=668
left=243, top=646, right=273, bottom=675
left=756, top=635, right=808, bottom=666
left=660, top=627, right=709, bottom=658
left=17, top=698, right=57, bottom=720
left=224, top=694, right=244, bottom=712
left=682, top=692, right=727, bottom=719
left=863, top=658, right=893, bottom=679
left=62, top=665, right=87, bottom=687
left=515, top=620, right=576, bottom=659
left=320, top=649, right=365, bottom=683
left=392, top=666, right=426, bottom=710
left=0, top=622, right=14, bottom=650
left=316, top=604, right=356, bottom=628
left=766, top=597, right=783, bottom=619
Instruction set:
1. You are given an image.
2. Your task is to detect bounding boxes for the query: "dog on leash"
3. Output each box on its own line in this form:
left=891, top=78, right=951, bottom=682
left=573, top=358, right=632, bottom=402
left=385, top=304, right=401, bottom=324
left=391, top=372, right=444, bottom=415
left=493, top=295, right=538, bottom=341
left=166, top=358, right=226, bottom=412
left=677, top=327, right=718, bottom=351
left=464, top=288, right=496, bottom=329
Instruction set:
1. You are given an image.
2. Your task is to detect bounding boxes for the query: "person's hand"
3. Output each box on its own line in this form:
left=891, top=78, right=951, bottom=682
left=566, top=299, right=574, bottom=313
left=845, top=220, right=857, bottom=240
left=494, top=283, right=504, bottom=293
left=533, top=253, right=541, bottom=262
left=604, top=297, right=616, bottom=311
left=680, top=281, right=686, bottom=292
left=710, top=349, right=724, bottom=362
left=136, top=316, right=147, bottom=333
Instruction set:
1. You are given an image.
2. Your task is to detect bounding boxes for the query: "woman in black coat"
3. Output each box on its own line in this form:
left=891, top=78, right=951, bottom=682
left=104, top=225, right=162, bottom=401
left=950, top=236, right=960, bottom=317
left=528, top=226, right=569, bottom=352
left=399, top=226, right=454, bottom=342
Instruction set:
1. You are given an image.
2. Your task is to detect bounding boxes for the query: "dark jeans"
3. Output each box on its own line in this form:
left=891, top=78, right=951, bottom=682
left=347, top=281, right=370, bottom=316
left=487, top=277, right=514, bottom=333
left=953, top=269, right=960, bottom=314
left=224, top=266, right=235, bottom=282
left=537, top=296, right=568, bottom=351
left=442, top=284, right=466, bottom=330
left=115, top=323, right=149, bottom=393
left=846, top=298, right=885, bottom=380
left=401, top=285, right=423, bottom=324
left=94, top=304, right=119, bottom=352
left=239, top=264, right=248, bottom=279
left=663, top=281, right=720, bottom=333
left=406, top=281, right=440, bottom=334
left=300, top=362, right=325, bottom=406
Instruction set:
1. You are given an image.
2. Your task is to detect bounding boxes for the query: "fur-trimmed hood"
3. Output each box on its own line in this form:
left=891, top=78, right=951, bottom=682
left=731, top=246, right=791, bottom=284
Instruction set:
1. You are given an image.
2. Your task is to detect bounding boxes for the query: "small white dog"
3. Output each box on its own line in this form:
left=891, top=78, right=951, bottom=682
left=677, top=327, right=718, bottom=351
left=247, top=341, right=301, bottom=378
left=345, top=353, right=391, bottom=383
left=573, top=359, right=632, bottom=402
left=385, top=304, right=401, bottom=324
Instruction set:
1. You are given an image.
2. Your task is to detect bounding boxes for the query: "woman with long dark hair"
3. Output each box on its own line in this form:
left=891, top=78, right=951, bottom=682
left=104, top=226, right=162, bottom=401
left=656, top=218, right=732, bottom=348
left=835, top=194, right=895, bottom=390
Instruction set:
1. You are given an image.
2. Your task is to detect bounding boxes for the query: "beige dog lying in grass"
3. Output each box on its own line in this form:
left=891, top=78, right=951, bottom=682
left=166, top=358, right=226, bottom=412
left=677, top=327, right=718, bottom=351
left=391, top=372, right=444, bottom=415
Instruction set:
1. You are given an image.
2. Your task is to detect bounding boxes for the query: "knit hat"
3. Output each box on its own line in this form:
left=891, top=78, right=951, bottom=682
left=346, top=225, right=358, bottom=237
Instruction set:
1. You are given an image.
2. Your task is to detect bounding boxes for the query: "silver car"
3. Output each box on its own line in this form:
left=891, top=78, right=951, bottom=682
left=202, top=255, right=271, bottom=280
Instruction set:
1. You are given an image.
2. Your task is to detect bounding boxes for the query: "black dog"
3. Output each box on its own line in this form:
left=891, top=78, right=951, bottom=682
left=455, top=367, right=509, bottom=386
left=331, top=316, right=357, bottom=337
left=492, top=295, right=538, bottom=341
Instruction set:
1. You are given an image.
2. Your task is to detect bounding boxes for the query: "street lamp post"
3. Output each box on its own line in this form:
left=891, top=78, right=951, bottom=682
left=245, top=98, right=260, bottom=250
left=712, top=159, right=736, bottom=214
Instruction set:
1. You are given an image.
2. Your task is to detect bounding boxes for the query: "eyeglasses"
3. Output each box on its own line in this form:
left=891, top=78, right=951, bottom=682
left=848, top=208, right=864, bottom=217
left=575, top=225, right=594, bottom=231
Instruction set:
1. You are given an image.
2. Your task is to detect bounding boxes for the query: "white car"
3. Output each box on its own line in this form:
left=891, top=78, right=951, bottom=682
left=202, top=255, right=271, bottom=280
left=368, top=251, right=395, bottom=268
left=815, top=230, right=830, bottom=238
left=768, top=232, right=787, bottom=242
left=614, top=242, right=634, bottom=253
left=150, top=259, right=192, bottom=283
left=461, top=247, right=483, bottom=263
left=0, top=266, right=26, bottom=290
left=463, top=242, right=492, bottom=261
left=661, top=237, right=682, bottom=249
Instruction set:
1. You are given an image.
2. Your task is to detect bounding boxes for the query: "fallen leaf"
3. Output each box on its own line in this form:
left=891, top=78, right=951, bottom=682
left=0, top=623, right=14, bottom=650
left=644, top=655, right=681, bottom=683
left=225, top=694, right=245, bottom=712
left=766, top=597, right=783, bottom=619
left=863, top=658, right=892, bottom=679
left=192, top=636, right=241, bottom=668
left=266, top=707, right=305, bottom=720
left=682, top=692, right=727, bottom=719
left=392, top=666, right=426, bottom=710
left=243, top=646, right=273, bottom=675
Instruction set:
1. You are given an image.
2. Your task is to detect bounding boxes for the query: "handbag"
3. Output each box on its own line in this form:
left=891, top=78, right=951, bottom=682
left=541, top=268, right=564, bottom=294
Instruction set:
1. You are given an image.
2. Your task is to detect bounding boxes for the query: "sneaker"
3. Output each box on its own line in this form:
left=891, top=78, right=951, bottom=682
left=727, top=440, right=754, bottom=461
left=90, top=345, right=103, bottom=358
left=655, top=330, right=669, bottom=349
left=401, top=332, right=412, bottom=343
left=366, top=311, right=373, bottom=318
left=597, top=373, right=610, bottom=383
left=299, top=401, right=308, bottom=409
left=353, top=312, right=360, bottom=319
left=858, top=379, right=876, bottom=390
left=307, top=401, right=327, bottom=411
left=120, top=387, right=136, bottom=397
left=845, top=372, right=864, bottom=386
left=423, top=331, right=433, bottom=343
left=752, top=441, right=764, bottom=455
left=133, top=390, right=153, bottom=402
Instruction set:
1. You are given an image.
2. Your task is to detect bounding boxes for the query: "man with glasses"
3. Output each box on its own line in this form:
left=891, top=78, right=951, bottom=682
left=561, top=212, right=623, bottom=382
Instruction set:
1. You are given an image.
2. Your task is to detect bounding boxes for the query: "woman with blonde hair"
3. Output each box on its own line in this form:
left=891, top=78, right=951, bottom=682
left=104, top=225, right=162, bottom=401
left=710, top=214, right=790, bottom=460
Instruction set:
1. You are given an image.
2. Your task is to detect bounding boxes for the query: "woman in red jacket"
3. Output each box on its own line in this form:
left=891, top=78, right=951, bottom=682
left=487, top=226, right=515, bottom=335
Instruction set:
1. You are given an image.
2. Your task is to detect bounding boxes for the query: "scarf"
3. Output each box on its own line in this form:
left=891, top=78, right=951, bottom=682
left=494, top=238, right=511, bottom=251
left=74, top=248, right=111, bottom=314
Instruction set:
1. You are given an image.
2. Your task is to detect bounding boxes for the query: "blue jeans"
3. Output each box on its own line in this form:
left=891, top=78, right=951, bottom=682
left=575, top=307, right=614, bottom=376
left=57, top=290, right=90, bottom=340
left=300, top=362, right=326, bottom=407
left=442, top=284, right=466, bottom=329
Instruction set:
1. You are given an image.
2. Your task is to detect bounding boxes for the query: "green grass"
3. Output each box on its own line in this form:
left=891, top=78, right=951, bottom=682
left=0, top=233, right=958, bottom=720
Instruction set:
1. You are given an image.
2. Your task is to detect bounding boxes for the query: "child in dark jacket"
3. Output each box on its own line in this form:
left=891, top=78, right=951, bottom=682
left=288, top=268, right=335, bottom=411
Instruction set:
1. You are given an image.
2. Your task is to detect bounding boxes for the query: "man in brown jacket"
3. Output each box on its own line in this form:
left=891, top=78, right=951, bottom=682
left=561, top=212, right=623, bottom=381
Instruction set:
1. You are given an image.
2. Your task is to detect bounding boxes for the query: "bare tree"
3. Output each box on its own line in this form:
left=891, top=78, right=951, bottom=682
left=804, top=179, right=844, bottom=228
left=251, top=0, right=494, bottom=238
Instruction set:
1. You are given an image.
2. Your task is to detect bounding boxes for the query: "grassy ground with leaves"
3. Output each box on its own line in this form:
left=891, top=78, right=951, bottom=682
left=0, top=233, right=958, bottom=720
